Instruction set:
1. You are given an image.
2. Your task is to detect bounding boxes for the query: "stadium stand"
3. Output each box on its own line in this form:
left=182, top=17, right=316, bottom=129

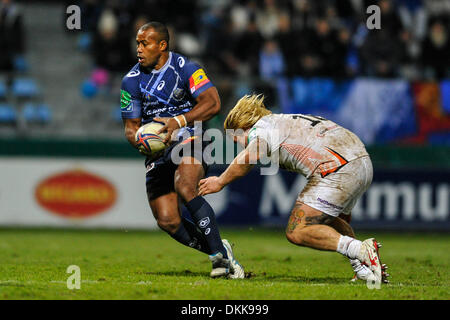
left=22, top=103, right=52, bottom=124
left=0, top=103, right=17, bottom=124
left=13, top=55, right=29, bottom=73
left=11, top=78, right=40, bottom=99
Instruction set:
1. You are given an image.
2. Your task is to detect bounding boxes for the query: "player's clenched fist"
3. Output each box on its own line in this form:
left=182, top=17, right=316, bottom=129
left=198, top=176, right=224, bottom=196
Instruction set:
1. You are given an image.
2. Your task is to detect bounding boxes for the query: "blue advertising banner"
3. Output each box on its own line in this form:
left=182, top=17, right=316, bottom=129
left=199, top=165, right=450, bottom=230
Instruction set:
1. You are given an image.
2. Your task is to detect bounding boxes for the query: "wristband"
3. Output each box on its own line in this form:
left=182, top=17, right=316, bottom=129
left=174, top=115, right=187, bottom=128
left=180, top=114, right=187, bottom=127
left=173, top=116, right=183, bottom=128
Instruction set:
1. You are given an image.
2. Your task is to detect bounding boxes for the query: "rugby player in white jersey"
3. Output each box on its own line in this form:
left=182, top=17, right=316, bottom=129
left=198, top=94, right=389, bottom=284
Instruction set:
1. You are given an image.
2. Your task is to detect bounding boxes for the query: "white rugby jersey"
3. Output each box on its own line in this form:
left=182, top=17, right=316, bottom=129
left=248, top=114, right=369, bottom=178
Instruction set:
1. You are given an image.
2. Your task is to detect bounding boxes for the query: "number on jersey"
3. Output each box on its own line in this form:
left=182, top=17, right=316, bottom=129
left=292, top=115, right=326, bottom=127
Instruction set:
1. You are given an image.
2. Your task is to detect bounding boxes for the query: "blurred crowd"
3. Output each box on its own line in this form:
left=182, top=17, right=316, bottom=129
left=0, top=0, right=448, bottom=141
left=1, top=0, right=449, bottom=80
left=71, top=0, right=450, bottom=80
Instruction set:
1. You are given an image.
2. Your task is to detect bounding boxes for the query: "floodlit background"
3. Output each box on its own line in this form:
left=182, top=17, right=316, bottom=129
left=0, top=0, right=449, bottom=230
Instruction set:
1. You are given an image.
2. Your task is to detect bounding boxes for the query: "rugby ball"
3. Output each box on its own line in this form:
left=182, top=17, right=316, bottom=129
left=135, top=122, right=168, bottom=158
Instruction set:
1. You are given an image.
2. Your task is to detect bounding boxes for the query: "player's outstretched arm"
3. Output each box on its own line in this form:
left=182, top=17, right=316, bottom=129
left=123, top=118, right=142, bottom=148
left=198, top=138, right=267, bottom=195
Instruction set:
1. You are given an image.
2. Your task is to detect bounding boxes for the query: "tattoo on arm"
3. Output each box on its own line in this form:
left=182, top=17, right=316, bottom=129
left=305, top=213, right=335, bottom=226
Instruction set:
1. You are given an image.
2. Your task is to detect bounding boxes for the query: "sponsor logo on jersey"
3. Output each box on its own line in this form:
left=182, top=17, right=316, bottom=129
left=189, top=69, right=210, bottom=94
left=120, top=89, right=133, bottom=112
left=126, top=70, right=140, bottom=77
left=319, top=147, right=348, bottom=178
left=157, top=80, right=165, bottom=91
left=177, top=57, right=185, bottom=68
left=317, top=197, right=344, bottom=210
left=146, top=163, right=156, bottom=173
left=173, top=88, right=185, bottom=100
left=35, top=169, right=117, bottom=219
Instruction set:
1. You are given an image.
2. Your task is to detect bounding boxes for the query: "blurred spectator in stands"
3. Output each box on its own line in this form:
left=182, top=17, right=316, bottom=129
left=275, top=13, right=300, bottom=77
left=292, top=19, right=321, bottom=77
left=421, top=19, right=450, bottom=79
left=91, top=8, right=129, bottom=73
left=79, top=0, right=103, bottom=33
left=201, top=6, right=240, bottom=76
left=360, top=27, right=405, bottom=77
left=290, top=0, right=317, bottom=31
left=323, top=2, right=342, bottom=30
left=79, top=0, right=445, bottom=82
left=337, top=27, right=354, bottom=77
left=230, top=0, right=257, bottom=35
left=359, top=0, right=408, bottom=78
left=311, top=17, right=337, bottom=76
left=378, top=0, right=404, bottom=33
left=294, top=17, right=349, bottom=77
left=0, top=0, right=24, bottom=75
left=234, top=16, right=264, bottom=76
left=256, top=0, right=288, bottom=39
left=259, top=39, right=285, bottom=80
left=397, top=0, right=427, bottom=59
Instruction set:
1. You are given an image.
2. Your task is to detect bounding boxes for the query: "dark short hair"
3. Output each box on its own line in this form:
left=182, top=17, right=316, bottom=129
left=139, top=21, right=170, bottom=47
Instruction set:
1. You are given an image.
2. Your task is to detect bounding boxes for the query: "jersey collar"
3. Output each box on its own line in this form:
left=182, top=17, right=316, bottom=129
left=151, top=52, right=172, bottom=74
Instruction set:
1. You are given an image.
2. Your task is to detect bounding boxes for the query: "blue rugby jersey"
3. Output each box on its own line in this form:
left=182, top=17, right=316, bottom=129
left=120, top=51, right=214, bottom=135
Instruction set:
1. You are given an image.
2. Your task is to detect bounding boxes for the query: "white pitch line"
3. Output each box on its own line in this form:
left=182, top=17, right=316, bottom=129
left=1, top=279, right=153, bottom=286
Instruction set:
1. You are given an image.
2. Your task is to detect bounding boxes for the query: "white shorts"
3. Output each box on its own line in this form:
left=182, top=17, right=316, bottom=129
left=297, top=156, right=373, bottom=217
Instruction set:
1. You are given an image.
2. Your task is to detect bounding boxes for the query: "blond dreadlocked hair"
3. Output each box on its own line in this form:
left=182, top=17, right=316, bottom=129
left=224, top=94, right=272, bottom=130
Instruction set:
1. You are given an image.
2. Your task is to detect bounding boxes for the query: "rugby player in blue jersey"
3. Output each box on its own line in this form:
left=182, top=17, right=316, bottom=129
left=120, top=22, right=244, bottom=279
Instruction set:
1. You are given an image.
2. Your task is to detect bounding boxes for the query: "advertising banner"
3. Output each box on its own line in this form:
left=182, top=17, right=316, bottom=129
left=209, top=166, right=450, bottom=230
left=0, top=158, right=448, bottom=230
left=0, top=157, right=157, bottom=229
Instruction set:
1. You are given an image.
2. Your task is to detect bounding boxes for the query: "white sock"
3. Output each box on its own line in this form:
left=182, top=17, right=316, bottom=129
left=337, top=235, right=362, bottom=259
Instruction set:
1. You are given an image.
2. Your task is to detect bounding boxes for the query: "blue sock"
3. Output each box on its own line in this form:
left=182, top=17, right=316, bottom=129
left=169, top=218, right=210, bottom=254
left=185, top=196, right=228, bottom=259
left=181, top=217, right=210, bottom=254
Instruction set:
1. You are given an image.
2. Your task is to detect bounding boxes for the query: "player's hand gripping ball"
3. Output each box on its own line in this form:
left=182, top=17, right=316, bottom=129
left=135, top=122, right=168, bottom=158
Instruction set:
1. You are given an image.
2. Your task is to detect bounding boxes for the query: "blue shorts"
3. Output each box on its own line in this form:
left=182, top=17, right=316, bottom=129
left=145, top=135, right=210, bottom=200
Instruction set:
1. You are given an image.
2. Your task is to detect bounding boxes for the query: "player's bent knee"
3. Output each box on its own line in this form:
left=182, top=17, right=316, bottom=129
left=156, top=216, right=181, bottom=234
left=175, top=183, right=198, bottom=203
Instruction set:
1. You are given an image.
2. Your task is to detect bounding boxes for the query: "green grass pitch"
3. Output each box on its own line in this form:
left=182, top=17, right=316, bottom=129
left=0, top=228, right=448, bottom=300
